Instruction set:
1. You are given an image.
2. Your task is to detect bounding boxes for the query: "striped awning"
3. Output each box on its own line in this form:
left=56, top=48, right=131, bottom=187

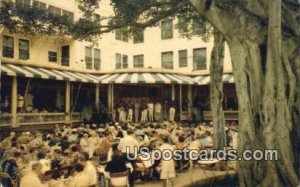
left=98, top=73, right=197, bottom=85
left=194, top=74, right=234, bottom=85
left=0, top=63, right=99, bottom=83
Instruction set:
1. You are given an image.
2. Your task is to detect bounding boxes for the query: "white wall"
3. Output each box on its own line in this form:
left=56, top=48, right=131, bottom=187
left=0, top=0, right=233, bottom=75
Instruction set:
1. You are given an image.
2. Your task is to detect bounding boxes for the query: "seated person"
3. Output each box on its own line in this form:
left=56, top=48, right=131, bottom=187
left=105, top=144, right=128, bottom=174
left=20, top=163, right=48, bottom=187
left=1, top=151, right=20, bottom=187
left=66, top=164, right=89, bottom=187
left=80, top=152, right=98, bottom=187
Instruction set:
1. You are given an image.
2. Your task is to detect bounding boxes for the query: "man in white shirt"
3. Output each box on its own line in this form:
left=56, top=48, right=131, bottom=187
left=148, top=101, right=154, bottom=122
left=20, top=163, right=48, bottom=187
left=134, top=102, right=140, bottom=122
left=80, top=152, right=98, bottom=187
left=117, top=130, right=139, bottom=187
left=118, top=130, right=139, bottom=159
left=154, top=101, right=162, bottom=121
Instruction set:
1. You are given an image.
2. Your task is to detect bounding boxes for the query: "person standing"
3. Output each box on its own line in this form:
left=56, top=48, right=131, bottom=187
left=169, top=101, right=176, bottom=122
left=17, top=95, right=24, bottom=112
left=157, top=136, right=176, bottom=187
left=134, top=102, right=140, bottom=122
left=154, top=101, right=162, bottom=121
left=141, top=104, right=148, bottom=123
left=128, top=104, right=133, bottom=122
left=119, top=105, right=125, bottom=122
left=148, top=100, right=154, bottom=122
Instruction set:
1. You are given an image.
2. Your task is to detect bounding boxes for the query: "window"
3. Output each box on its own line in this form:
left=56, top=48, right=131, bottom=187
left=178, top=50, right=187, bottom=67
left=2, top=35, right=14, bottom=58
left=134, top=55, right=144, bottom=68
left=193, top=48, right=207, bottom=70
left=62, top=10, right=74, bottom=23
left=115, top=53, right=122, bottom=69
left=33, top=0, right=46, bottom=10
left=115, top=53, right=128, bottom=69
left=178, top=16, right=188, bottom=33
left=94, top=48, right=101, bottom=70
left=133, top=28, right=144, bottom=43
left=122, top=55, right=128, bottom=69
left=48, top=51, right=57, bottom=62
left=115, top=27, right=128, bottom=42
left=85, top=47, right=93, bottom=70
left=19, top=39, right=29, bottom=60
left=161, top=19, right=173, bottom=39
left=48, top=5, right=61, bottom=17
left=16, top=0, right=31, bottom=8
left=161, top=52, right=173, bottom=69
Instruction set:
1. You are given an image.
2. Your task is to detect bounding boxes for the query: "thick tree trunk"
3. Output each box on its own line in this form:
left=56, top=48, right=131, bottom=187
left=209, top=31, right=225, bottom=150
left=190, top=0, right=300, bottom=186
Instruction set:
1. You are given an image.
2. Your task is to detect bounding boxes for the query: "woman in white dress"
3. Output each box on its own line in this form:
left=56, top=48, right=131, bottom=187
left=158, top=136, right=176, bottom=187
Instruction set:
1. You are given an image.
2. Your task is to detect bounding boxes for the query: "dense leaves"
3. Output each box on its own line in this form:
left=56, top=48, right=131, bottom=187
left=0, top=0, right=212, bottom=41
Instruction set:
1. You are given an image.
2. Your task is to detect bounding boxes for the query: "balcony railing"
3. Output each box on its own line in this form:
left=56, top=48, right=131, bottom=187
left=17, top=113, right=66, bottom=125
left=71, top=113, right=82, bottom=122
left=0, top=112, right=82, bottom=126
left=0, top=113, right=12, bottom=126
left=203, top=110, right=238, bottom=121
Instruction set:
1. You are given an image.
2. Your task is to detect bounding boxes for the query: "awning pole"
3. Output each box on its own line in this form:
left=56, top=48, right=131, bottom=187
left=65, top=81, right=71, bottom=124
left=71, top=82, right=82, bottom=116
left=95, top=83, right=100, bottom=112
left=21, top=79, right=31, bottom=113
left=171, top=84, right=175, bottom=101
left=108, top=84, right=112, bottom=114
left=188, top=85, right=193, bottom=120
left=180, top=84, right=182, bottom=121
left=11, top=77, right=18, bottom=128
left=112, top=84, right=114, bottom=117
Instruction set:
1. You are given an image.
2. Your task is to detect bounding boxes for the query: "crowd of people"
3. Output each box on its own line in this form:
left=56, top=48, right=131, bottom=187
left=113, top=100, right=177, bottom=123
left=0, top=121, right=238, bottom=187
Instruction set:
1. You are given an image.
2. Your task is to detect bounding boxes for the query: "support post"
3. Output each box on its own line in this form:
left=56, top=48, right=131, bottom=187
left=188, top=85, right=193, bottom=120
left=108, top=84, right=112, bottom=113
left=171, top=84, right=175, bottom=101
left=11, top=77, right=18, bottom=128
left=179, top=84, right=182, bottom=121
left=95, top=83, right=100, bottom=112
left=65, top=81, right=71, bottom=124
left=112, top=84, right=114, bottom=114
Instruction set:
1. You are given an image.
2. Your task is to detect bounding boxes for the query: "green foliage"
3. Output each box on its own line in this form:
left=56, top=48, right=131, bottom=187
left=81, top=106, right=93, bottom=121
left=0, top=0, right=212, bottom=41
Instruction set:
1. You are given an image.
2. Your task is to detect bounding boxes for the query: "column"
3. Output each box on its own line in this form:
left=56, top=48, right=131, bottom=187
left=112, top=84, right=114, bottom=113
left=171, top=84, right=175, bottom=101
left=179, top=84, right=182, bottom=121
left=108, top=84, right=112, bottom=113
left=95, top=83, right=100, bottom=112
left=188, top=85, right=193, bottom=120
left=11, top=77, right=18, bottom=128
left=65, top=81, right=71, bottom=124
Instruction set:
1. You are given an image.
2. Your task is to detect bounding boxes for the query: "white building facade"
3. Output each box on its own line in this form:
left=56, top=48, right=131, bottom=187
left=0, top=0, right=237, bottom=127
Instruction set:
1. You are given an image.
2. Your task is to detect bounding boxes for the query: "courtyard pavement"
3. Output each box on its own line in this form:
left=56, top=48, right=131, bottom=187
left=135, top=162, right=236, bottom=187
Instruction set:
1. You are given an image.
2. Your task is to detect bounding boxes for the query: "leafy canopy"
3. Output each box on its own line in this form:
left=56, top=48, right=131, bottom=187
left=0, top=0, right=212, bottom=41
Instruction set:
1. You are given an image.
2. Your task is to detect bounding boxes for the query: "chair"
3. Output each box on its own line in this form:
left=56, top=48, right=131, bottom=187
left=0, top=172, right=15, bottom=187
left=110, top=171, right=128, bottom=187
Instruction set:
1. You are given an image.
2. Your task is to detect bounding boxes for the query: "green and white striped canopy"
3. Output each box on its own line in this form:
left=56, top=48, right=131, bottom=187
left=193, top=74, right=234, bottom=85
left=97, top=73, right=197, bottom=84
left=0, top=63, right=99, bottom=83
left=1, top=63, right=197, bottom=85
